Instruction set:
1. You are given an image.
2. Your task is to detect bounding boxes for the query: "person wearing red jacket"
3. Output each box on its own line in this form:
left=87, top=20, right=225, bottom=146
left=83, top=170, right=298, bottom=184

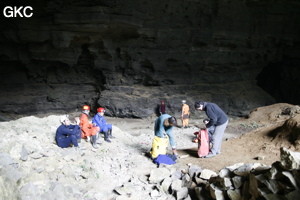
left=159, top=100, right=166, bottom=115
left=79, top=105, right=100, bottom=149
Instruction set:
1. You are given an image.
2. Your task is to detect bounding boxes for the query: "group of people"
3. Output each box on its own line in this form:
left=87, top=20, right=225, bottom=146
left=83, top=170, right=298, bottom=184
left=156, top=100, right=228, bottom=158
left=56, top=100, right=228, bottom=159
left=55, top=105, right=114, bottom=150
left=159, top=100, right=190, bottom=128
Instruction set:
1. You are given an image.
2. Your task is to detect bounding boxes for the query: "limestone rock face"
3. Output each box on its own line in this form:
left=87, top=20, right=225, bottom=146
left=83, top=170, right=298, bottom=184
left=0, top=0, right=299, bottom=119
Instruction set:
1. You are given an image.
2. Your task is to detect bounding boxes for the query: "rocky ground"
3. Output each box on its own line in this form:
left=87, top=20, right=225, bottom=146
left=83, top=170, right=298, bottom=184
left=0, top=103, right=300, bottom=199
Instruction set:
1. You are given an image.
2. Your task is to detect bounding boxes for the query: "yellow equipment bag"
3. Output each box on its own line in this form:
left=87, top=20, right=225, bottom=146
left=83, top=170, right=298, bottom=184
left=150, top=136, right=169, bottom=159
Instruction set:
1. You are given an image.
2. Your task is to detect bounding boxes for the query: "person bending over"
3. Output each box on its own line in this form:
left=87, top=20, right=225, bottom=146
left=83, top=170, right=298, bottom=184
left=154, top=114, right=178, bottom=156
left=194, top=101, right=228, bottom=158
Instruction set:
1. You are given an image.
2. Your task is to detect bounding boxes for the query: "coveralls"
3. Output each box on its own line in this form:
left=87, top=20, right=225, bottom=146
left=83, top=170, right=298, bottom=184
left=203, top=102, right=228, bottom=155
left=80, top=113, right=99, bottom=139
left=154, top=114, right=176, bottom=149
left=181, top=103, right=190, bottom=127
left=55, top=124, right=81, bottom=148
left=92, top=114, right=112, bottom=133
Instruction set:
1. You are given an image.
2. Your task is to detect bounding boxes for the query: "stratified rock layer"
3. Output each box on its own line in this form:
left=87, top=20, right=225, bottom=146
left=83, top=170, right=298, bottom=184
left=1, top=0, right=299, bottom=118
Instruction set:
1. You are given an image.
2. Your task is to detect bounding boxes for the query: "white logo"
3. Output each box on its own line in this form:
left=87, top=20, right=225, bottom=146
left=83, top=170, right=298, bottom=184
left=3, top=6, right=33, bottom=18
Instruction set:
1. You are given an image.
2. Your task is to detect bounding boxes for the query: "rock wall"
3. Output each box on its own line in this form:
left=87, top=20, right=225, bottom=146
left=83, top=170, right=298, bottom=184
left=0, top=0, right=299, bottom=119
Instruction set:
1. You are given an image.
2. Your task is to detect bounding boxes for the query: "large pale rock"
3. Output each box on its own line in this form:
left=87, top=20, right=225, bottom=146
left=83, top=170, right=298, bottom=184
left=219, top=168, right=232, bottom=178
left=233, top=163, right=254, bottom=176
left=160, top=177, right=172, bottom=193
left=209, top=183, right=225, bottom=200
left=256, top=174, right=281, bottom=194
left=149, top=168, right=171, bottom=184
left=114, top=182, right=136, bottom=196
left=220, top=177, right=232, bottom=189
left=226, top=163, right=245, bottom=172
left=232, top=176, right=244, bottom=189
left=280, top=147, right=300, bottom=170
left=171, top=179, right=183, bottom=192
left=175, top=187, right=189, bottom=200
left=182, top=174, right=193, bottom=188
left=188, top=164, right=202, bottom=178
left=200, top=169, right=217, bottom=180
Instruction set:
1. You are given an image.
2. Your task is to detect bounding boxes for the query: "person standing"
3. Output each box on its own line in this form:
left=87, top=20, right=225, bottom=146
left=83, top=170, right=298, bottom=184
left=181, top=100, right=190, bottom=128
left=92, top=107, right=114, bottom=143
left=194, top=101, right=228, bottom=158
left=79, top=105, right=100, bottom=149
left=154, top=114, right=178, bottom=156
left=159, top=100, right=166, bottom=115
left=56, top=115, right=81, bottom=149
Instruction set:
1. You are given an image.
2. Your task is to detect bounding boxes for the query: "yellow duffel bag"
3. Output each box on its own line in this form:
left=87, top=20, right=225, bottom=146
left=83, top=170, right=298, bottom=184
left=150, top=136, right=169, bottom=159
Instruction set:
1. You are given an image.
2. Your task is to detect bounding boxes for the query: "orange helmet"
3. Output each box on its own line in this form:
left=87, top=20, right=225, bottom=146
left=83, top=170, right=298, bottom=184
left=82, top=105, right=90, bottom=110
left=97, top=107, right=105, bottom=113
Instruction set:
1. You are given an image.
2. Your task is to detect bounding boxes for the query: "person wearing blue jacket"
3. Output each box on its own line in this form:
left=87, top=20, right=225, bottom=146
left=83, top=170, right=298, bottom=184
left=154, top=114, right=178, bottom=155
left=194, top=101, right=228, bottom=158
left=92, top=107, right=114, bottom=143
left=56, top=115, right=81, bottom=148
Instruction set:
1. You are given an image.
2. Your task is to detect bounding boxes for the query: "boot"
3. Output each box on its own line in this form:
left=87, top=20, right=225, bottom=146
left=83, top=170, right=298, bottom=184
left=108, top=129, right=115, bottom=139
left=91, top=135, right=98, bottom=149
left=78, top=143, right=86, bottom=150
left=104, top=132, right=111, bottom=143
left=86, top=136, right=91, bottom=142
left=96, top=132, right=102, bottom=144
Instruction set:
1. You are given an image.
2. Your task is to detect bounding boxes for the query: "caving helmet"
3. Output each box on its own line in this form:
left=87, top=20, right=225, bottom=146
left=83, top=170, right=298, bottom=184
left=97, top=107, right=105, bottom=113
left=60, top=115, right=69, bottom=123
left=82, top=105, right=90, bottom=111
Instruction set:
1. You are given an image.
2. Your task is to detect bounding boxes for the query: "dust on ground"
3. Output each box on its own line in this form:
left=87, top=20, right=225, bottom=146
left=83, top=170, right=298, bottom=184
left=1, top=103, right=299, bottom=199
left=106, top=103, right=300, bottom=172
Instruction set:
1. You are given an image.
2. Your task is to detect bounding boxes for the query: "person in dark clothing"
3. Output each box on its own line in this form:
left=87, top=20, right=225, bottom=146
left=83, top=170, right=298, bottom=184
left=56, top=115, right=82, bottom=148
left=203, top=118, right=215, bottom=143
left=159, top=100, right=166, bottom=115
left=194, top=101, right=228, bottom=158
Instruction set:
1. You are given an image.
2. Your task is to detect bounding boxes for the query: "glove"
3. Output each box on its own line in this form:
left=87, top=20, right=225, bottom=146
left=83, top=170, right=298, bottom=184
left=172, top=149, right=178, bottom=156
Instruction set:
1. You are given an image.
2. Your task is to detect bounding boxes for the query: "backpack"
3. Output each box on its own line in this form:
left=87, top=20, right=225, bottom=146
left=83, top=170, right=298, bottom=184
left=150, top=136, right=169, bottom=159
left=153, top=154, right=176, bottom=165
left=196, top=129, right=209, bottom=158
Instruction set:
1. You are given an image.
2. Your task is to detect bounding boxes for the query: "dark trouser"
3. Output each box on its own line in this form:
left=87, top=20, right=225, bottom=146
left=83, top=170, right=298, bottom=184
left=57, top=135, right=78, bottom=148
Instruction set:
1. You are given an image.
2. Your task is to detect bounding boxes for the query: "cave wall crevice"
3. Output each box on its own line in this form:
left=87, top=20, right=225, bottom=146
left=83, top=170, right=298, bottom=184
left=0, top=0, right=299, bottom=119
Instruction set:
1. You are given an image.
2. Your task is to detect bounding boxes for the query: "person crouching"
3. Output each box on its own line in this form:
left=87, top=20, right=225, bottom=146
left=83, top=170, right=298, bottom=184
left=56, top=115, right=82, bottom=149
left=79, top=105, right=100, bottom=149
left=92, top=107, right=114, bottom=143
